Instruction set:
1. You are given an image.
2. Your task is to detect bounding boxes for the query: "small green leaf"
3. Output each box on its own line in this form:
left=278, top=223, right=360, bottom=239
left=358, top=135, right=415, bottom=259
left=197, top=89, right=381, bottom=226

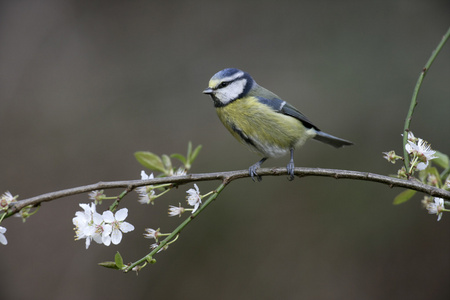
left=161, top=154, right=173, bottom=172
left=98, top=261, right=120, bottom=269
left=115, top=251, right=125, bottom=269
left=171, top=153, right=187, bottom=165
left=434, top=151, right=449, bottom=169
left=186, top=141, right=193, bottom=159
left=185, top=144, right=202, bottom=169
left=134, top=151, right=165, bottom=173
left=393, top=189, right=417, bottom=205
left=190, top=145, right=202, bottom=164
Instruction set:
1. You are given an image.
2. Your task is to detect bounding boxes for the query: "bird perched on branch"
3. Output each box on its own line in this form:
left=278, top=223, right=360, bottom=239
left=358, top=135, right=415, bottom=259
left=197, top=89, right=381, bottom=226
left=203, top=68, right=352, bottom=181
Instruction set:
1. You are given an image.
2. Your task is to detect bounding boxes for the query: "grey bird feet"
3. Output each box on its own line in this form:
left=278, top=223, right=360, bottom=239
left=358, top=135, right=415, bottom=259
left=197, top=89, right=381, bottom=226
left=249, top=151, right=296, bottom=182
left=287, top=148, right=295, bottom=181
left=286, top=161, right=295, bottom=181
left=249, top=157, right=267, bottom=182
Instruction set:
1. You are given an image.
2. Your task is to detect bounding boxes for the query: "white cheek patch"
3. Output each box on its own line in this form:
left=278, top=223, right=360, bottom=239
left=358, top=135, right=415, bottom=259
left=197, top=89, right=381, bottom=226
left=216, top=78, right=247, bottom=105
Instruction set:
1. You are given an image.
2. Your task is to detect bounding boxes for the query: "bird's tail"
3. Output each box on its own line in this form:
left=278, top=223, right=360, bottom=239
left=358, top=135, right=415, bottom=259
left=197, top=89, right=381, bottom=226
left=313, top=131, right=353, bottom=148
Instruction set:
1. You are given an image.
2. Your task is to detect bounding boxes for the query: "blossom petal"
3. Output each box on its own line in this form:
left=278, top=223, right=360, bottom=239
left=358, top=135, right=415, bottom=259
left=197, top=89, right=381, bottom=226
left=140, top=170, right=154, bottom=180
left=111, top=229, right=123, bottom=245
left=119, top=222, right=135, bottom=233
left=0, top=227, right=7, bottom=245
left=93, top=234, right=103, bottom=244
left=416, top=162, right=428, bottom=171
left=79, top=203, right=91, bottom=213
left=0, top=234, right=7, bottom=245
left=140, top=170, right=149, bottom=180
left=102, top=234, right=111, bottom=246
left=102, top=210, right=115, bottom=223
left=103, top=224, right=112, bottom=235
left=115, top=208, right=128, bottom=222
left=93, top=212, right=104, bottom=225
left=192, top=203, right=200, bottom=214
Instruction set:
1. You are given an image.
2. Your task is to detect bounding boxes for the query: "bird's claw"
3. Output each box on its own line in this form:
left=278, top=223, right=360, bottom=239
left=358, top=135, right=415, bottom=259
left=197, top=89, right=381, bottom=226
left=249, top=164, right=262, bottom=182
left=287, top=161, right=295, bottom=181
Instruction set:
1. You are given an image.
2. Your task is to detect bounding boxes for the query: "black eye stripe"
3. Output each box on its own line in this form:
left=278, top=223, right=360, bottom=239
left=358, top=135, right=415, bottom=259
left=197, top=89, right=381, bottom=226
left=217, top=81, right=230, bottom=89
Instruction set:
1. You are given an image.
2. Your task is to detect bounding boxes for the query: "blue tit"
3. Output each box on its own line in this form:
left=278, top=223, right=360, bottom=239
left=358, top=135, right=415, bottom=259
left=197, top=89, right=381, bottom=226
left=203, top=68, right=353, bottom=181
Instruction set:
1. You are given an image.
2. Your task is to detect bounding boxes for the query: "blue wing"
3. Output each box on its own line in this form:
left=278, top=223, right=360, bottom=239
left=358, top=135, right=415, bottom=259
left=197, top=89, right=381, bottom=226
left=256, top=96, right=320, bottom=131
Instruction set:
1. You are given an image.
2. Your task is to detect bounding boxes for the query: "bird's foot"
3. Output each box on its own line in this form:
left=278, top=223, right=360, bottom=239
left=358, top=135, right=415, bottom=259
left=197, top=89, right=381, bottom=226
left=249, top=163, right=262, bottom=182
left=287, top=161, right=295, bottom=181
left=249, top=157, right=267, bottom=182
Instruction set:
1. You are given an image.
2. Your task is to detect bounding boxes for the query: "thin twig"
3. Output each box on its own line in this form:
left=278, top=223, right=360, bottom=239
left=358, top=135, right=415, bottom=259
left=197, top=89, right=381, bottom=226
left=402, top=26, right=450, bottom=169
left=124, top=180, right=228, bottom=272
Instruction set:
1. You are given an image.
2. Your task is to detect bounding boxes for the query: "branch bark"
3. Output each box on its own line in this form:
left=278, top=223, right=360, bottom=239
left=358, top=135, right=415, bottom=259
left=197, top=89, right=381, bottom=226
left=5, top=167, right=450, bottom=216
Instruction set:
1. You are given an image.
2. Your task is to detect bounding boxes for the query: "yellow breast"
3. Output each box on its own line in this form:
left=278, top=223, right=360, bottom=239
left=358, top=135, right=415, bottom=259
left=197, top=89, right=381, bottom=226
left=216, top=97, right=316, bottom=157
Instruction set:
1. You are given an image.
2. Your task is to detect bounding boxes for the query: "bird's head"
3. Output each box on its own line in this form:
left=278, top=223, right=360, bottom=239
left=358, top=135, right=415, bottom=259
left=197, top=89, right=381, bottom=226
left=203, top=68, right=254, bottom=107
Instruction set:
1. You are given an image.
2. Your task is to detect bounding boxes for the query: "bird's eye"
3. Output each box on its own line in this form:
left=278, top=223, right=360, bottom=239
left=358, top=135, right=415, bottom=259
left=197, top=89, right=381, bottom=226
left=218, top=81, right=230, bottom=89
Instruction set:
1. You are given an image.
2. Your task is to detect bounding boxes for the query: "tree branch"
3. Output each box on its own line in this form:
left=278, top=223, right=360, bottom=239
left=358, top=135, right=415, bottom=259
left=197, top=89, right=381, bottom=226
left=5, top=167, right=450, bottom=217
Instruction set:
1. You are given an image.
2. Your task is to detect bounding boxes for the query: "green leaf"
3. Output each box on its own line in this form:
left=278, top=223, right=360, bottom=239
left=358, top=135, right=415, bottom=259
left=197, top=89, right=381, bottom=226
left=190, top=145, right=202, bottom=164
left=98, top=261, right=120, bottom=269
left=134, top=151, right=165, bottom=173
left=433, top=151, right=449, bottom=169
left=185, top=144, right=202, bottom=169
left=161, top=154, right=173, bottom=172
left=186, top=141, right=192, bottom=159
left=115, top=251, right=125, bottom=269
left=393, top=189, right=417, bottom=205
left=170, top=153, right=187, bottom=165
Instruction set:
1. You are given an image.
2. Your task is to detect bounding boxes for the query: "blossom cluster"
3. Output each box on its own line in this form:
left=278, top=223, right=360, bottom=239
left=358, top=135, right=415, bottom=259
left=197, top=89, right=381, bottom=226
left=423, top=197, right=446, bottom=221
left=73, top=203, right=134, bottom=249
left=383, top=131, right=449, bottom=221
left=383, top=132, right=437, bottom=175
left=0, top=191, right=16, bottom=211
left=0, top=191, right=18, bottom=245
left=136, top=171, right=203, bottom=217
left=71, top=170, right=208, bottom=254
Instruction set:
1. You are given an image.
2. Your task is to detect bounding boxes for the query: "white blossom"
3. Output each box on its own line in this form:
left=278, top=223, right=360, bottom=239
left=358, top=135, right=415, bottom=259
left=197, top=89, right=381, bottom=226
left=174, top=168, right=187, bottom=176
left=0, top=191, right=16, bottom=211
left=168, top=204, right=185, bottom=217
left=88, top=190, right=105, bottom=204
left=405, top=137, right=437, bottom=170
left=143, top=228, right=159, bottom=240
left=426, top=197, right=444, bottom=221
left=150, top=242, right=166, bottom=253
left=136, top=171, right=156, bottom=204
left=73, top=203, right=104, bottom=249
left=103, top=208, right=134, bottom=245
left=186, top=184, right=201, bottom=213
left=0, top=226, right=7, bottom=245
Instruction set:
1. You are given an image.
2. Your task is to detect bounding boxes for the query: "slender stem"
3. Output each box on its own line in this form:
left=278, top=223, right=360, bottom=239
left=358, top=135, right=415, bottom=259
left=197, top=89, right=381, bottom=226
left=403, top=27, right=450, bottom=169
left=109, top=185, right=133, bottom=212
left=125, top=181, right=228, bottom=272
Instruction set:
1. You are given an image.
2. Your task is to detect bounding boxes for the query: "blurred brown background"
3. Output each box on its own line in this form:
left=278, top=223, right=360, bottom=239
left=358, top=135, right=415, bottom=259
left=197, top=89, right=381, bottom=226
left=1, top=1, right=449, bottom=299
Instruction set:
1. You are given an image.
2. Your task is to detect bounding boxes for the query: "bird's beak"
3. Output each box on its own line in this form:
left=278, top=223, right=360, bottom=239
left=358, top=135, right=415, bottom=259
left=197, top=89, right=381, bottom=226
left=202, top=87, right=213, bottom=95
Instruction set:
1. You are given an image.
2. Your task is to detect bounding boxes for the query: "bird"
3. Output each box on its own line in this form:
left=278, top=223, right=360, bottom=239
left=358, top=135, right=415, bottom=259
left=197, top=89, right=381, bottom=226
left=203, top=68, right=353, bottom=181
